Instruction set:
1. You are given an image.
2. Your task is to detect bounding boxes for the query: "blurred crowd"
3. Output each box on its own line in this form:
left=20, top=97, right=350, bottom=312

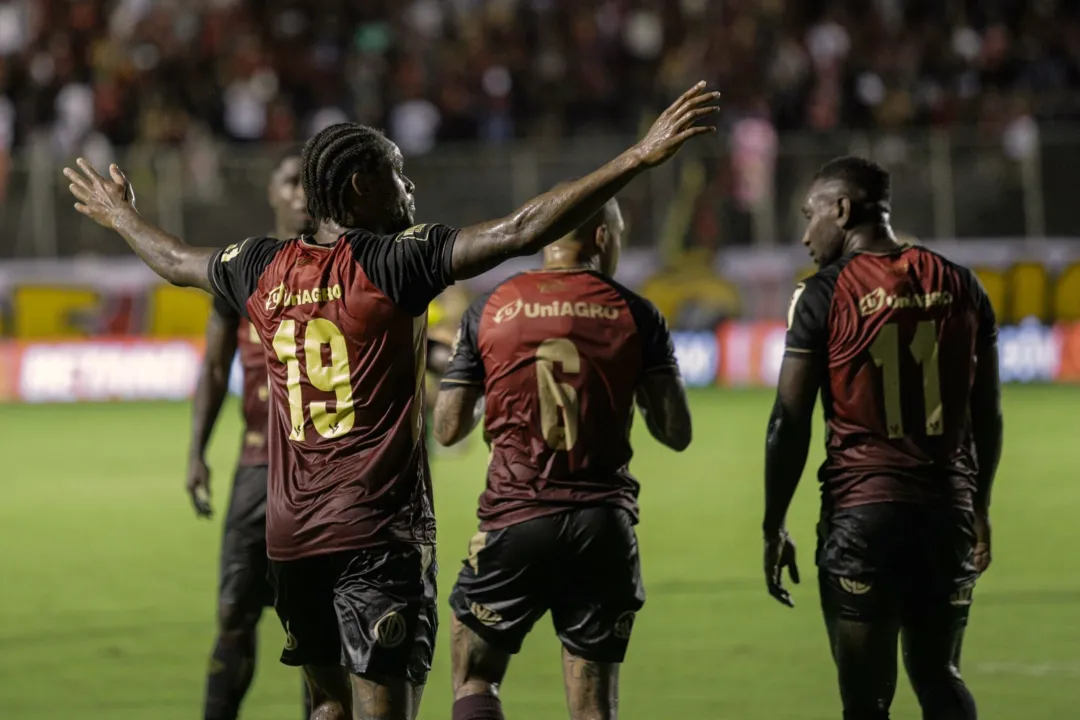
left=3, top=0, right=1080, bottom=158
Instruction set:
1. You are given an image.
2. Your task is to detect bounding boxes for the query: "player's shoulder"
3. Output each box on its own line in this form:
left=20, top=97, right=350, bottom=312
left=906, top=244, right=987, bottom=302
left=586, top=271, right=662, bottom=316
left=793, top=257, right=850, bottom=308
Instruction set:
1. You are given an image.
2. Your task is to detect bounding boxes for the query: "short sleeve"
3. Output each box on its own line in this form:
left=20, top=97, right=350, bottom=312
left=440, top=295, right=487, bottom=389
left=613, top=287, right=678, bottom=377
left=350, top=223, right=459, bottom=317
left=963, top=268, right=998, bottom=353
left=207, top=236, right=282, bottom=318
left=785, top=276, right=832, bottom=355
left=212, top=291, right=240, bottom=323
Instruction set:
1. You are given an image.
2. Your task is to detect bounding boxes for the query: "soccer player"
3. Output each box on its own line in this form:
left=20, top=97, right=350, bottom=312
left=432, top=197, right=691, bottom=720
left=185, top=149, right=312, bottom=720
left=63, top=81, right=719, bottom=720
left=762, top=157, right=1003, bottom=720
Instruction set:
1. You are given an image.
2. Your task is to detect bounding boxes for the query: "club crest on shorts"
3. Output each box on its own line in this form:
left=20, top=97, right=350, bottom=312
left=470, top=602, right=503, bottom=626
left=838, top=577, right=873, bottom=595
left=613, top=611, right=636, bottom=640
left=373, top=611, right=407, bottom=649
left=284, top=623, right=298, bottom=651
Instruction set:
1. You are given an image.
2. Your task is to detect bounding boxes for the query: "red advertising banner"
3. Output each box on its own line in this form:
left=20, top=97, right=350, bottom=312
left=0, top=337, right=205, bottom=403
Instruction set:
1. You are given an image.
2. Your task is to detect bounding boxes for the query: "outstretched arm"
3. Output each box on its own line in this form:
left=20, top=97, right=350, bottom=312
left=636, top=372, right=692, bottom=451
left=450, top=82, right=720, bottom=280
left=185, top=305, right=239, bottom=517
left=64, top=159, right=216, bottom=292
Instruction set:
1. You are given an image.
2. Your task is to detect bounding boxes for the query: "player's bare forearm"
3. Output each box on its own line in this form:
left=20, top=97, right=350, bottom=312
left=450, top=82, right=720, bottom=280
left=112, top=210, right=216, bottom=292
left=64, top=159, right=216, bottom=292
left=450, top=152, right=645, bottom=279
left=763, top=354, right=819, bottom=535
left=635, top=372, right=692, bottom=451
left=433, top=385, right=484, bottom=446
left=189, top=309, right=238, bottom=465
left=970, top=344, right=1003, bottom=513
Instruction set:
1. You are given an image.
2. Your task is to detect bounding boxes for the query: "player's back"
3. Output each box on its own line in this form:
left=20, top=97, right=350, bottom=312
left=460, top=269, right=674, bottom=530
left=209, top=225, right=458, bottom=560
left=793, top=245, right=996, bottom=510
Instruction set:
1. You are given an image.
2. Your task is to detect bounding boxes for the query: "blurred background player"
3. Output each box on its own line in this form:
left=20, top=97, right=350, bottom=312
left=63, top=83, right=720, bottom=720
left=762, top=157, right=1002, bottom=720
left=432, top=197, right=691, bottom=720
left=185, top=148, right=312, bottom=720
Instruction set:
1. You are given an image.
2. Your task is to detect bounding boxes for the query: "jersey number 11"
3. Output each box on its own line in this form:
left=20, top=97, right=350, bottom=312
left=868, top=320, right=943, bottom=439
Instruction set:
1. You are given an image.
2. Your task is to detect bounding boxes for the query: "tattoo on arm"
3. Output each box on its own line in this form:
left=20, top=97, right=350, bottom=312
left=111, top=210, right=217, bottom=292
left=433, top=386, right=483, bottom=447
left=635, top=371, right=692, bottom=451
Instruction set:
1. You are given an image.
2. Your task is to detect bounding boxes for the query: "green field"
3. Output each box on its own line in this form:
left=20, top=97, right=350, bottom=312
left=1, top=387, right=1078, bottom=719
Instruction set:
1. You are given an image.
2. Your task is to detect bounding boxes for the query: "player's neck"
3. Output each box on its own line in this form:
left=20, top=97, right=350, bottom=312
left=543, top=259, right=594, bottom=272
left=845, top=223, right=900, bottom=255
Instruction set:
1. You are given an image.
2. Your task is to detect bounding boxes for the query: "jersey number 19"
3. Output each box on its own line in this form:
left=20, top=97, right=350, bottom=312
left=272, top=319, right=356, bottom=441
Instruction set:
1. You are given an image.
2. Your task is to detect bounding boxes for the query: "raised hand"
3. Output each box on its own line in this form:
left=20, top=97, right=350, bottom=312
left=63, top=159, right=137, bottom=230
left=765, top=528, right=800, bottom=608
left=632, top=81, right=721, bottom=168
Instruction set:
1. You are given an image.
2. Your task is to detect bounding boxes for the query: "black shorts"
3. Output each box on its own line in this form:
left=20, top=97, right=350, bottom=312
left=817, top=503, right=978, bottom=624
left=449, top=507, right=645, bottom=663
left=219, top=465, right=273, bottom=611
left=270, top=544, right=438, bottom=685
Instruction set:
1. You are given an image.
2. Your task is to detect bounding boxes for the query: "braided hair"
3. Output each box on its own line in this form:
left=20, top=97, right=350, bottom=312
left=301, top=123, right=393, bottom=225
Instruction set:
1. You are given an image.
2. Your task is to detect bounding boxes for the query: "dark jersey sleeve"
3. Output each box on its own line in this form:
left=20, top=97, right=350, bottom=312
left=440, top=294, right=488, bottom=389
left=785, top=273, right=834, bottom=356
left=627, top=294, right=679, bottom=375
left=959, top=266, right=998, bottom=353
left=211, top=292, right=240, bottom=323
left=207, top=236, right=282, bottom=318
left=350, top=223, right=459, bottom=317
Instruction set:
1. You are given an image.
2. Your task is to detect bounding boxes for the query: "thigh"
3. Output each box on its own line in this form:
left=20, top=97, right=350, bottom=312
left=899, top=508, right=977, bottom=662
left=219, top=465, right=273, bottom=616
left=448, top=519, right=557, bottom=655
left=334, top=544, right=438, bottom=687
left=549, top=508, right=646, bottom=664
left=271, top=555, right=342, bottom=669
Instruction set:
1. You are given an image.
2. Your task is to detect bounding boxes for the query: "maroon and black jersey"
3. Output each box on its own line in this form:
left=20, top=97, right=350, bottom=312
left=442, top=268, right=678, bottom=531
left=207, top=224, right=458, bottom=561
left=786, top=245, right=997, bottom=511
left=213, top=295, right=271, bottom=467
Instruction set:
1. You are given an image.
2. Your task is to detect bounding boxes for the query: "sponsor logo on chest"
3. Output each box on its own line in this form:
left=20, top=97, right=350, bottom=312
left=493, top=298, right=620, bottom=324
left=266, top=282, right=343, bottom=312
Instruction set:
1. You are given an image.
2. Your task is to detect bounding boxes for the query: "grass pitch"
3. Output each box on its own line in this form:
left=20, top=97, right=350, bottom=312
left=1, top=387, right=1078, bottom=719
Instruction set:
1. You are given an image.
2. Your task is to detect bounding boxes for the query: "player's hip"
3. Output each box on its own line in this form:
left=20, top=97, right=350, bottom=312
left=816, top=502, right=978, bottom=586
left=266, top=509, right=437, bottom=562
left=819, top=462, right=975, bottom=511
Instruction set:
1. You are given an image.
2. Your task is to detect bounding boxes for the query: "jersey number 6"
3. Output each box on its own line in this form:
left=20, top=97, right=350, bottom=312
left=272, top=319, right=356, bottom=441
left=536, top=338, right=580, bottom=451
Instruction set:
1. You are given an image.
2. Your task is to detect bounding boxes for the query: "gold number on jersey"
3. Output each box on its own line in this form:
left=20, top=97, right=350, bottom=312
left=536, top=338, right=581, bottom=451
left=868, top=320, right=943, bottom=439
left=271, top=319, right=355, bottom=442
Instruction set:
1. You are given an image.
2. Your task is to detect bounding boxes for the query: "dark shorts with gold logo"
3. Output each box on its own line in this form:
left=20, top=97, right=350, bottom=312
left=219, top=464, right=273, bottom=611
left=817, top=503, right=978, bottom=624
left=269, top=544, right=437, bottom=685
left=449, top=507, right=645, bottom=663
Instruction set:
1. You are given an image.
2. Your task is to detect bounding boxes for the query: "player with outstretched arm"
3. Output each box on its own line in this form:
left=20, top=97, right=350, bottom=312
left=64, top=82, right=720, bottom=720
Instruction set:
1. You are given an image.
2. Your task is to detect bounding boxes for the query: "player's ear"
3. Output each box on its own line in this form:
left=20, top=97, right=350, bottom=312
left=593, top=224, right=609, bottom=256
left=835, top=196, right=852, bottom=228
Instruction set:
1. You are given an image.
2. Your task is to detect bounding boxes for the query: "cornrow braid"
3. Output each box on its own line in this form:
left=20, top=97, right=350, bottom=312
left=301, top=123, right=393, bottom=225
